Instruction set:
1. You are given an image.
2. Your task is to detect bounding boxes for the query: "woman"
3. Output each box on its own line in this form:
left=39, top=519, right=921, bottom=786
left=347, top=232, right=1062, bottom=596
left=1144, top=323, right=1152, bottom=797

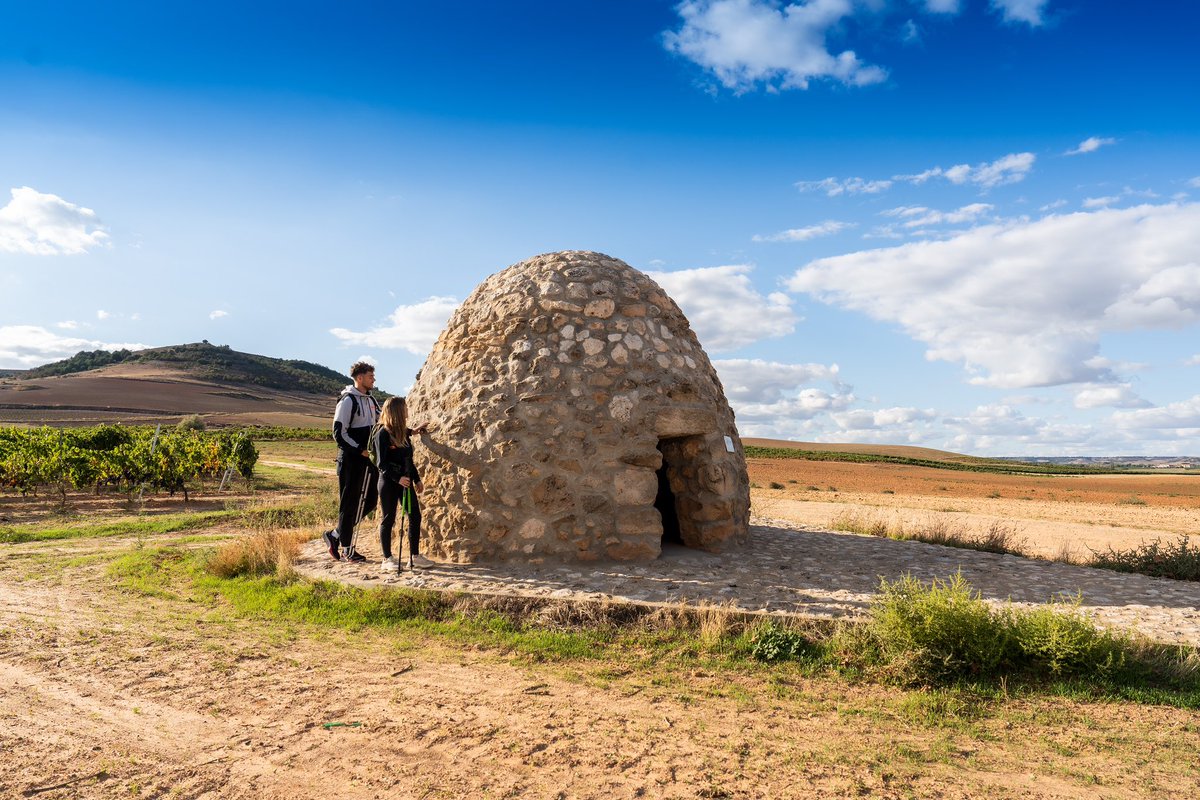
left=374, top=396, right=431, bottom=572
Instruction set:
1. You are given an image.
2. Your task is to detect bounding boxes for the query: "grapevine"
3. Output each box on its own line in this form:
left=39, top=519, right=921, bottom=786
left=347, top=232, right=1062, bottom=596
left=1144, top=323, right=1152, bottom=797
left=0, top=425, right=259, bottom=499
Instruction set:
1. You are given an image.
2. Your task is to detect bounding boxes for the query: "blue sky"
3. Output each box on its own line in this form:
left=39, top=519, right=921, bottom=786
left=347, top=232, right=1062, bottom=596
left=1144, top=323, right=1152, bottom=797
left=2, top=0, right=1198, bottom=456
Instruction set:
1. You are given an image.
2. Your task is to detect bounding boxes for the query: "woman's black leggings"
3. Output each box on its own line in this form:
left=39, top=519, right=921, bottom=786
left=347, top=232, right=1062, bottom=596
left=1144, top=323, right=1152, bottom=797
left=377, top=478, right=422, bottom=559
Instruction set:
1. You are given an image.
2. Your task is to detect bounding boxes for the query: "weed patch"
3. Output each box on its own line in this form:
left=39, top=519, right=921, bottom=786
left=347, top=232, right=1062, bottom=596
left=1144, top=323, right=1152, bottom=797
left=835, top=574, right=1200, bottom=703
left=750, top=621, right=817, bottom=662
left=1089, top=535, right=1200, bottom=582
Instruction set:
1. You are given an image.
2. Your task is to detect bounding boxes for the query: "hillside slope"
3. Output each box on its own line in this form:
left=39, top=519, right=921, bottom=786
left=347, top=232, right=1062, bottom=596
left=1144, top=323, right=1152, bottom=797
left=22, top=342, right=350, bottom=394
left=0, top=343, right=358, bottom=429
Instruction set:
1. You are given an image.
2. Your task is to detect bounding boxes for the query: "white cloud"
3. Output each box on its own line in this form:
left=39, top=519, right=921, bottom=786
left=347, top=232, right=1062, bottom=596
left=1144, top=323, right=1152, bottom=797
left=1065, top=136, right=1116, bottom=156
left=788, top=203, right=1200, bottom=388
left=830, top=406, right=937, bottom=431
left=924, top=0, right=960, bottom=13
left=795, top=177, right=893, bottom=196
left=944, top=404, right=1044, bottom=437
left=1082, top=196, right=1119, bottom=209
left=648, top=264, right=798, bottom=352
left=1040, top=199, right=1068, bottom=211
left=881, top=203, right=994, bottom=229
left=1185, top=355, right=1200, bottom=367
left=0, top=325, right=148, bottom=369
left=56, top=321, right=78, bottom=330
left=1072, top=384, right=1151, bottom=410
left=1112, top=396, right=1200, bottom=430
left=1189, top=177, right=1200, bottom=189
left=895, top=152, right=1036, bottom=190
left=663, top=0, right=887, bottom=93
left=753, top=220, right=853, bottom=242
left=209, top=310, right=229, bottom=320
left=0, top=187, right=110, bottom=255
left=732, top=387, right=857, bottom=428
left=330, top=296, right=460, bottom=355
left=896, top=167, right=943, bottom=185
left=806, top=152, right=1036, bottom=199
left=991, top=0, right=1049, bottom=26
left=96, top=310, right=110, bottom=320
left=956, top=152, right=1036, bottom=188
left=709, top=358, right=855, bottom=440
left=713, top=358, right=840, bottom=403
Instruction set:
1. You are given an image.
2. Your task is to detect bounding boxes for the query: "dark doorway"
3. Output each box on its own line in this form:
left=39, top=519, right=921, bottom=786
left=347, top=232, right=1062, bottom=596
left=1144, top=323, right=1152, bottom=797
left=655, top=440, right=682, bottom=546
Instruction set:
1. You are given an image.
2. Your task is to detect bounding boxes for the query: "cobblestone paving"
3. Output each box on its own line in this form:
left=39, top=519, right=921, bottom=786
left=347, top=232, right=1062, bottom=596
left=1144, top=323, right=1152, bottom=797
left=297, top=516, right=1200, bottom=647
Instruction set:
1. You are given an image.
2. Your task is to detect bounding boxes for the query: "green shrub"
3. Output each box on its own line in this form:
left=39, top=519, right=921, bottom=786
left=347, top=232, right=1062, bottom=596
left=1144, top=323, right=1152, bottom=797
left=843, top=574, right=1191, bottom=690
left=1008, top=601, right=1124, bottom=677
left=750, top=622, right=814, bottom=662
left=866, top=573, right=1014, bottom=683
left=1089, top=535, right=1200, bottom=582
left=769, top=481, right=785, bottom=490
left=176, top=414, right=207, bottom=432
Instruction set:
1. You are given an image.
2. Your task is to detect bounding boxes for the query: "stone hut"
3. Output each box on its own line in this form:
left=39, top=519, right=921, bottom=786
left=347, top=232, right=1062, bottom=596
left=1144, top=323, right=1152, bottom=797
left=408, top=251, right=750, bottom=563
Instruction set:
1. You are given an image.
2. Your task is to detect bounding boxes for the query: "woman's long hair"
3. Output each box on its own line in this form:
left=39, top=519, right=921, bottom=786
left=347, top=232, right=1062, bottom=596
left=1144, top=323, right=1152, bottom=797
left=379, top=396, right=408, bottom=447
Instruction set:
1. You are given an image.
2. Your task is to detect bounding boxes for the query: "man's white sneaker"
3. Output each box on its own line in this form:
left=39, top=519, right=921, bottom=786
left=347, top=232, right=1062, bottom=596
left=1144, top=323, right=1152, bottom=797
left=380, top=556, right=400, bottom=574
left=409, top=554, right=434, bottom=569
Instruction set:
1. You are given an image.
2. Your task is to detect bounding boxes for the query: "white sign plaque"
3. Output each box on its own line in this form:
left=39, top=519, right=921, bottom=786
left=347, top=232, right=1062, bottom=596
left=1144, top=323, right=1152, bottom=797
left=723, top=435, right=735, bottom=453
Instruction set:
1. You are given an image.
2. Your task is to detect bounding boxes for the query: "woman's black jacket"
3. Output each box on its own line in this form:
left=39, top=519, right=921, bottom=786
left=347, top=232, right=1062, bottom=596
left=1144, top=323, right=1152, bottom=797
left=373, top=427, right=421, bottom=485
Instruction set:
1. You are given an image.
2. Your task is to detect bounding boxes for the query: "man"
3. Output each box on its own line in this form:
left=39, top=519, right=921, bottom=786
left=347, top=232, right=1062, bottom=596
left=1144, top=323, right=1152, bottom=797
left=325, top=360, right=380, bottom=561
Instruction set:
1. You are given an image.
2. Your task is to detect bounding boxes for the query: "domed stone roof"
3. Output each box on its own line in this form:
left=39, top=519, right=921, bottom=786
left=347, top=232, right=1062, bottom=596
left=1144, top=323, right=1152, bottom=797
left=408, top=250, right=750, bottom=563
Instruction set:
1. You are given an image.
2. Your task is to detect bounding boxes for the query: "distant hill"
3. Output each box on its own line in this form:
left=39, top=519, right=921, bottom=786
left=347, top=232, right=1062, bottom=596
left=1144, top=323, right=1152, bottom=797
left=24, top=342, right=350, bottom=395
left=743, top=438, right=982, bottom=464
left=0, top=343, right=377, bottom=429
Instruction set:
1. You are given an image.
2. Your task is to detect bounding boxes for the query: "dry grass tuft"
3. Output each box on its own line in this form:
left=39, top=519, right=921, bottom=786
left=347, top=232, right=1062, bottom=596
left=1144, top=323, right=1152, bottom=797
left=208, top=529, right=314, bottom=579
left=697, top=602, right=735, bottom=646
left=832, top=511, right=1027, bottom=557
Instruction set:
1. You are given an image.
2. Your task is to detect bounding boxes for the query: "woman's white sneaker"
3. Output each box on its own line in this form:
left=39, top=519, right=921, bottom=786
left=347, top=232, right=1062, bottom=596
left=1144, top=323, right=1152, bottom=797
left=409, top=554, right=434, bottom=569
left=380, top=556, right=400, bottom=574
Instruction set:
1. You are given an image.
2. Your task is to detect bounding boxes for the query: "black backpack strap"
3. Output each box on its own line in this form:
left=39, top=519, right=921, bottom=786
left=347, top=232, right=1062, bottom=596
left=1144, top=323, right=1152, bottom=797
left=339, top=390, right=359, bottom=420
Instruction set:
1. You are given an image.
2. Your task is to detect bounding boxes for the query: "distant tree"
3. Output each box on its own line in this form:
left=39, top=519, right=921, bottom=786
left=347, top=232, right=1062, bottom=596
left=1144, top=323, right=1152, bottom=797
left=176, top=414, right=207, bottom=432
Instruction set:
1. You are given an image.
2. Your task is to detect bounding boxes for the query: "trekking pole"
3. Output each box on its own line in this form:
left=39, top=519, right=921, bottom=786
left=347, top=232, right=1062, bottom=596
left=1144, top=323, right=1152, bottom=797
left=347, top=463, right=371, bottom=558
left=400, top=485, right=413, bottom=568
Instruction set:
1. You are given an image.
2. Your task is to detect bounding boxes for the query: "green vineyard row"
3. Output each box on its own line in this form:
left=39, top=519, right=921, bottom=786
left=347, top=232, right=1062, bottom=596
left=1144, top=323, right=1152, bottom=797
left=0, top=425, right=259, bottom=499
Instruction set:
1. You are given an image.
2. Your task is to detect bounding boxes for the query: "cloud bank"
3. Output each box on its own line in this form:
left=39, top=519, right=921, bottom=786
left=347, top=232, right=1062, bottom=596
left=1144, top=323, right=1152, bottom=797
left=330, top=296, right=461, bottom=355
left=788, top=203, right=1200, bottom=389
left=648, top=264, right=798, bottom=352
left=0, top=325, right=148, bottom=369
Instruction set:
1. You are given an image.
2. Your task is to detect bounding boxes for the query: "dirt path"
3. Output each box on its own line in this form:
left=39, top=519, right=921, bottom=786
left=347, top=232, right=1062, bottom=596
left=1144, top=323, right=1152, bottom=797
left=3, top=537, right=1200, bottom=799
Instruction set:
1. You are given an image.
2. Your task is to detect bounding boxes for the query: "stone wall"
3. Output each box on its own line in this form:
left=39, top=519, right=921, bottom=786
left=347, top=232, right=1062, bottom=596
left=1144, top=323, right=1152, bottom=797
left=408, top=251, right=750, bottom=563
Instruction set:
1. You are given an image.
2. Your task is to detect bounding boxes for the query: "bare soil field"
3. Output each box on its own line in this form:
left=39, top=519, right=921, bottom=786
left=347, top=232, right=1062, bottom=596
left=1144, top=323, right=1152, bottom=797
left=0, top=363, right=328, bottom=428
left=746, top=458, right=1200, bottom=559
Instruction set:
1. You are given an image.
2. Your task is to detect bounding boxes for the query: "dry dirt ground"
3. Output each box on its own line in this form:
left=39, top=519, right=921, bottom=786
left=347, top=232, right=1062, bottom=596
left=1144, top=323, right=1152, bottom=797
left=3, top=459, right=1200, bottom=798
left=745, top=459, right=1200, bottom=560
left=3, top=534, right=1200, bottom=800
